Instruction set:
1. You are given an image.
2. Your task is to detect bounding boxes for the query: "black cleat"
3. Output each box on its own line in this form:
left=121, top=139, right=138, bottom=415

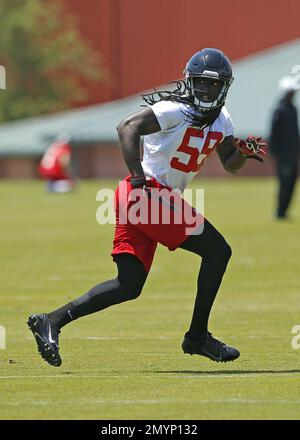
left=182, top=332, right=240, bottom=363
left=27, top=314, right=62, bottom=367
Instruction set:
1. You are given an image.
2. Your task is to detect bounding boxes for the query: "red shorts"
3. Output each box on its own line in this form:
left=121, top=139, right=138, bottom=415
left=111, top=176, right=204, bottom=272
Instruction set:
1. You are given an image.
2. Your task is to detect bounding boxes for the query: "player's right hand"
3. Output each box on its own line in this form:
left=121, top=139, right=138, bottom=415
left=129, top=176, right=151, bottom=198
left=130, top=176, right=147, bottom=188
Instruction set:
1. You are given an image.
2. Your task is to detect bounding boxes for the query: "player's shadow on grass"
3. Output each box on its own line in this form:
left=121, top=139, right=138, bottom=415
left=151, top=369, right=300, bottom=375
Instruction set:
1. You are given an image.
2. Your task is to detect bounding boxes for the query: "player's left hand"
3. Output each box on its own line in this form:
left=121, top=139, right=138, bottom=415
left=234, top=136, right=268, bottom=162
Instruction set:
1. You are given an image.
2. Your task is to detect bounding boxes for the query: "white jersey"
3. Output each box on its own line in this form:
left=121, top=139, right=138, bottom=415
left=142, top=100, right=234, bottom=192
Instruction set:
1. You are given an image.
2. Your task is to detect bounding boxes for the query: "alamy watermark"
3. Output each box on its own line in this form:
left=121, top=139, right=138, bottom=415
left=291, top=325, right=300, bottom=350
left=96, top=184, right=205, bottom=235
left=0, top=65, right=6, bottom=90
left=0, top=325, right=6, bottom=349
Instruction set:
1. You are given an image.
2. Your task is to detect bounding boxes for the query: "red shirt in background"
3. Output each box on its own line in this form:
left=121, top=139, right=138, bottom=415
left=39, top=141, right=72, bottom=180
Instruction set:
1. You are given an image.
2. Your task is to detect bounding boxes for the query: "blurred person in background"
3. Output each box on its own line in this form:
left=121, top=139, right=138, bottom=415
left=270, top=77, right=300, bottom=219
left=38, top=133, right=76, bottom=193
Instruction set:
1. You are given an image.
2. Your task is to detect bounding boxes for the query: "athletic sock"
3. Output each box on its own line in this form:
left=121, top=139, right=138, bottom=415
left=47, top=302, right=77, bottom=329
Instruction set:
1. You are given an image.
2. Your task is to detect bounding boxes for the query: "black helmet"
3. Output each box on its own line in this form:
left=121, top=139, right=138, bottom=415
left=184, top=48, right=233, bottom=111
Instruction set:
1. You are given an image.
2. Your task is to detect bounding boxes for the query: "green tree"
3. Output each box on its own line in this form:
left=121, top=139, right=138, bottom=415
left=0, top=0, right=105, bottom=122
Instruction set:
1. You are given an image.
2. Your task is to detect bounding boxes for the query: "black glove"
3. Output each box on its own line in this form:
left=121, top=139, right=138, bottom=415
left=130, top=176, right=147, bottom=188
left=129, top=176, right=152, bottom=199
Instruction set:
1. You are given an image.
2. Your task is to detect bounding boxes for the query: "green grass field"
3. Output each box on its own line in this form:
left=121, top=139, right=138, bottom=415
left=1, top=178, right=300, bottom=420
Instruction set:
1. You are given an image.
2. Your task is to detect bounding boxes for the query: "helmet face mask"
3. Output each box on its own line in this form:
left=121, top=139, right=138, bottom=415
left=184, top=48, right=233, bottom=112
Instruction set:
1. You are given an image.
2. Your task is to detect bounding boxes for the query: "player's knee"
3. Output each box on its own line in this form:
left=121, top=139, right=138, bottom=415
left=211, top=237, right=232, bottom=264
left=119, top=281, right=144, bottom=301
left=223, top=241, right=232, bottom=262
left=218, top=239, right=232, bottom=263
left=127, top=284, right=143, bottom=300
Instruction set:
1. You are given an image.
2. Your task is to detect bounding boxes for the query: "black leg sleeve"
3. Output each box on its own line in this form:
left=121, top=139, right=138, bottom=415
left=47, top=254, right=148, bottom=328
left=179, top=219, right=232, bottom=340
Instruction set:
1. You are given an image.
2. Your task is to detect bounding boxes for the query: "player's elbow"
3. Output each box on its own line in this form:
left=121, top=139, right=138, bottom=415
left=222, top=162, right=237, bottom=174
left=116, top=117, right=138, bottom=138
left=224, top=166, right=237, bottom=174
left=116, top=118, right=126, bottom=134
left=223, top=154, right=246, bottom=174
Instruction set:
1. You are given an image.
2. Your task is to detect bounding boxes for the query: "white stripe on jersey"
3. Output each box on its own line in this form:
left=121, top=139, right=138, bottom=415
left=142, top=101, right=234, bottom=192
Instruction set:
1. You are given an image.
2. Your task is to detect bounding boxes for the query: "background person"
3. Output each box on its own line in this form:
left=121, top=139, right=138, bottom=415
left=269, top=77, right=300, bottom=219
left=38, top=134, right=76, bottom=193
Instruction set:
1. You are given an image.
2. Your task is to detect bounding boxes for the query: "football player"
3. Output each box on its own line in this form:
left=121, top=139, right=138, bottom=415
left=28, top=48, right=266, bottom=366
left=39, top=135, right=75, bottom=193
